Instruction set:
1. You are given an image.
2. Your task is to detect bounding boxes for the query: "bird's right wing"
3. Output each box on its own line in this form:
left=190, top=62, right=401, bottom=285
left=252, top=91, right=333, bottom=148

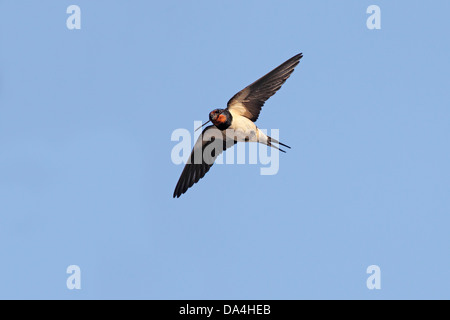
left=173, top=125, right=236, bottom=198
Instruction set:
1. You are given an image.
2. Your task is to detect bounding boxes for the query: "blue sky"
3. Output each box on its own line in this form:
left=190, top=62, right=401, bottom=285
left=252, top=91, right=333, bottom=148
left=0, top=1, right=449, bottom=299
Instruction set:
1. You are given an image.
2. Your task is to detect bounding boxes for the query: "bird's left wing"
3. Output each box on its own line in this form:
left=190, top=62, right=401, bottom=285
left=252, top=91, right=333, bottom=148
left=173, top=125, right=236, bottom=198
left=227, top=53, right=303, bottom=122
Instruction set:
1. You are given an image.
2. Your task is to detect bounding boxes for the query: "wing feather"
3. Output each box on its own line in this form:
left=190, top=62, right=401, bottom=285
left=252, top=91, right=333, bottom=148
left=173, top=126, right=236, bottom=198
left=227, top=53, right=303, bottom=122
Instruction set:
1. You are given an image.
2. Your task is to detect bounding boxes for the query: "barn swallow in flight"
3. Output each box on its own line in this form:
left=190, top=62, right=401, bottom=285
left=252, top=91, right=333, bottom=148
left=173, top=53, right=303, bottom=198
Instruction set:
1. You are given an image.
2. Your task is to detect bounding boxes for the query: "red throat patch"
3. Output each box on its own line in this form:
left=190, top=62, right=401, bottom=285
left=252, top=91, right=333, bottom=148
left=217, top=114, right=227, bottom=123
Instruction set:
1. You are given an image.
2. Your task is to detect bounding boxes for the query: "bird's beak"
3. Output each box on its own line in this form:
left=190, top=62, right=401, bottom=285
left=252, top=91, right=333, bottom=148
left=195, top=120, right=211, bottom=132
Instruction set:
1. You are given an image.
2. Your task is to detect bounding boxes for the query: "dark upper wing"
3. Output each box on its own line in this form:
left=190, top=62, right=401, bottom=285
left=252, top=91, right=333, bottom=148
left=173, top=126, right=236, bottom=198
left=227, top=53, right=303, bottom=122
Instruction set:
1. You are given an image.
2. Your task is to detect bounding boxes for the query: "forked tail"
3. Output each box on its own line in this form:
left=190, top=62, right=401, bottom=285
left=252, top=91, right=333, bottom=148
left=267, top=136, right=291, bottom=153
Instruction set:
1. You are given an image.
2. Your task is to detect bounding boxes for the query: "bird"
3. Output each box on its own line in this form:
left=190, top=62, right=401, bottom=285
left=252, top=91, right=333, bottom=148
left=173, top=53, right=303, bottom=198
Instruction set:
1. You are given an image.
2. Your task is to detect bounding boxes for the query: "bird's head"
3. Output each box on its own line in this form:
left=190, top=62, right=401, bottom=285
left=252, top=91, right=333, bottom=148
left=209, top=109, right=224, bottom=122
left=210, top=108, right=232, bottom=130
left=195, top=109, right=232, bottom=132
